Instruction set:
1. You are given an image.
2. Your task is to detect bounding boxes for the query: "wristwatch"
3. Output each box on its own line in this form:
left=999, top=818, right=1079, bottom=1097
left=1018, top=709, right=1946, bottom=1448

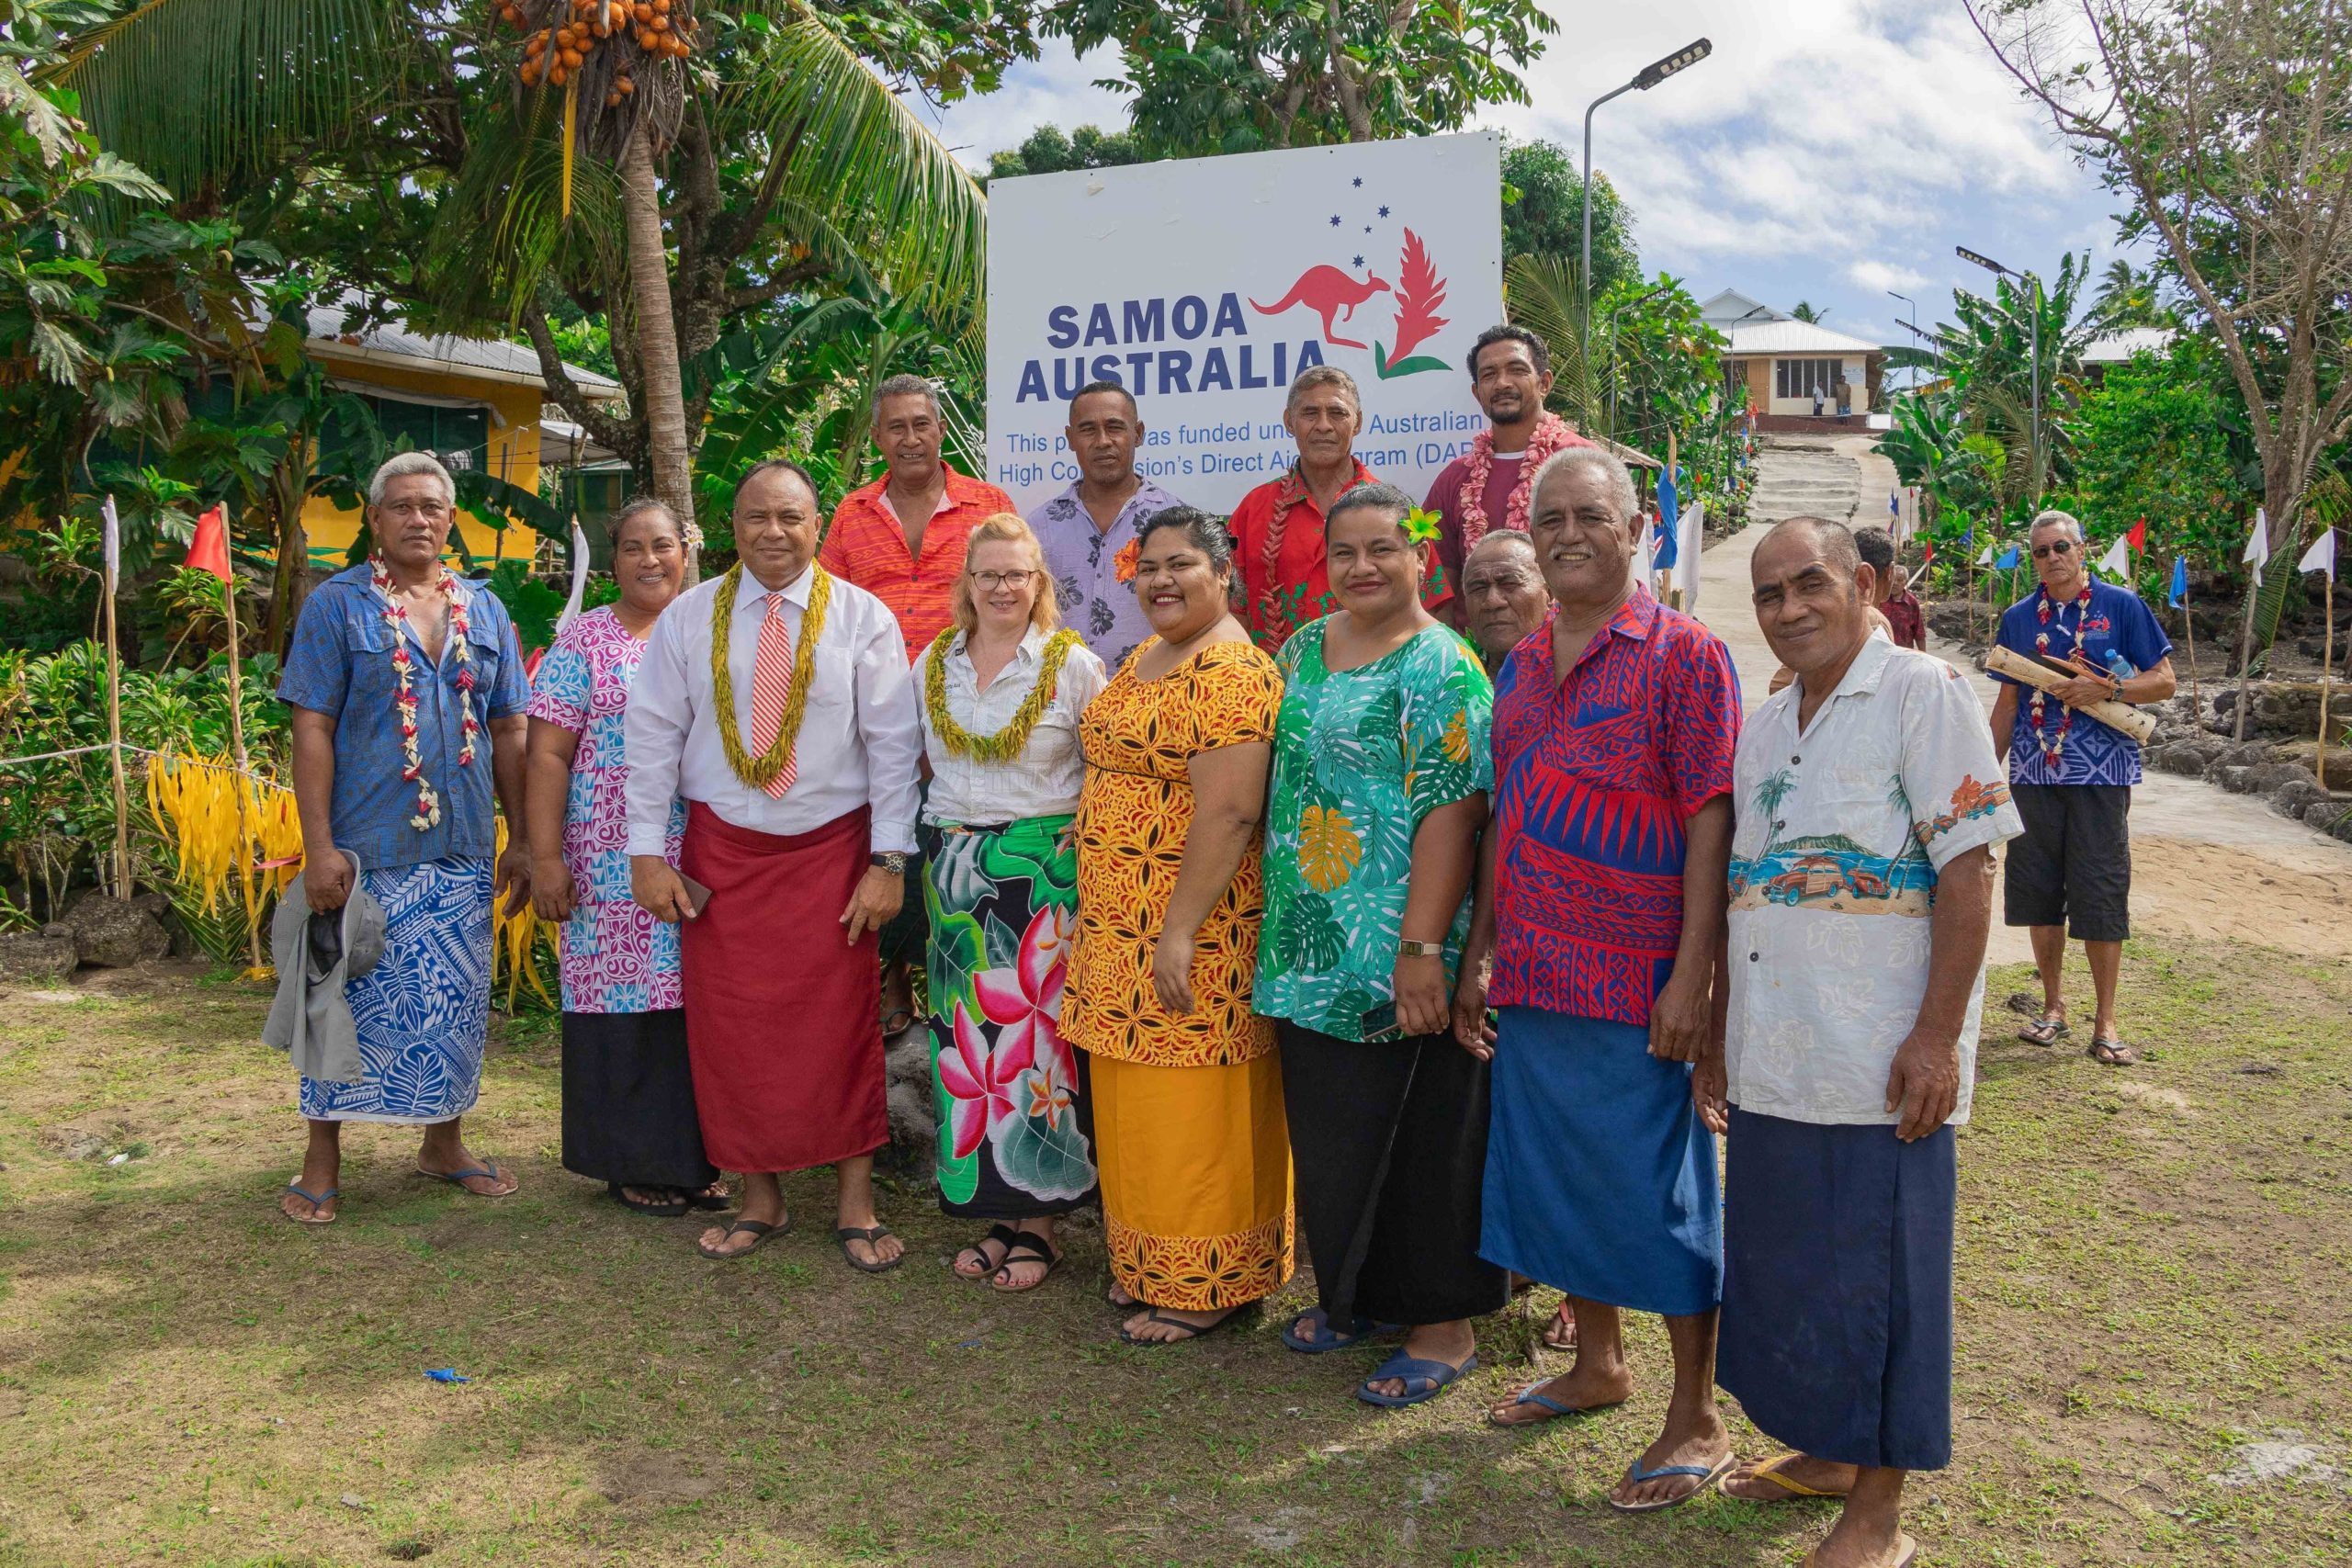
left=869, top=852, right=908, bottom=876
left=1396, top=939, right=1444, bottom=958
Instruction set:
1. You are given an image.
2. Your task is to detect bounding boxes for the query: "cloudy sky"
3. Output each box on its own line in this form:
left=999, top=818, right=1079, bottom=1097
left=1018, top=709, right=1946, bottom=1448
left=911, top=0, right=2135, bottom=355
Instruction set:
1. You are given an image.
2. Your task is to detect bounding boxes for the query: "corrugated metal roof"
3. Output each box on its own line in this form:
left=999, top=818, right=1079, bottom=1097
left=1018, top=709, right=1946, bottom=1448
left=1723, top=319, right=1884, bottom=356
left=2082, top=327, right=2175, bottom=363
left=306, top=302, right=623, bottom=397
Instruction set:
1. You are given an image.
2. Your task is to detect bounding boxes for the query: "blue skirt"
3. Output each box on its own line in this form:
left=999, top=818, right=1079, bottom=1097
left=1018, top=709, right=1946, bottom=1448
left=1717, top=1107, right=1956, bottom=1472
left=300, top=857, right=493, bottom=1124
left=1479, top=1009, right=1722, bottom=1316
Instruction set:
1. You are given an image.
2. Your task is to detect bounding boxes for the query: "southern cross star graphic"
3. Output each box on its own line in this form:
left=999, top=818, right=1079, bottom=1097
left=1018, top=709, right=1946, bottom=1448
left=1329, top=214, right=1341, bottom=227
left=1353, top=254, right=1364, bottom=266
left=1352, top=176, right=1363, bottom=187
left=1378, top=205, right=1390, bottom=218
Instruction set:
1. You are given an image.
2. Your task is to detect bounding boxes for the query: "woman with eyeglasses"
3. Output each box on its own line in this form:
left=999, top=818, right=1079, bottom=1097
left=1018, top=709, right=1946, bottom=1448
left=913, top=513, right=1109, bottom=1291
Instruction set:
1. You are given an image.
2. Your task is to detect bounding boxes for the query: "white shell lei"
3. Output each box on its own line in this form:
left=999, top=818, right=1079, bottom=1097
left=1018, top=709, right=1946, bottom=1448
left=372, top=556, right=478, bottom=831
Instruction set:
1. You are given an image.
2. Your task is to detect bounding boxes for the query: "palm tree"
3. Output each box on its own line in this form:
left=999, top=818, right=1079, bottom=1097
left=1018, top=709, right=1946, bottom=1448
left=1499, top=254, right=1604, bottom=433
left=1790, top=300, right=1827, bottom=323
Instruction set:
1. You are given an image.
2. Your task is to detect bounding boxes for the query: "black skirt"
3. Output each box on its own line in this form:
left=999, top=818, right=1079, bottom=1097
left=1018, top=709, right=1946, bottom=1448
left=1276, top=1021, right=1509, bottom=1326
left=560, top=1009, right=718, bottom=1190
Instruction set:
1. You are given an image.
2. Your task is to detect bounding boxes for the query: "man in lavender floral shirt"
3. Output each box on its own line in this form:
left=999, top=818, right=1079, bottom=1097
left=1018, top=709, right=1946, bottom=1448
left=1028, top=380, right=1190, bottom=670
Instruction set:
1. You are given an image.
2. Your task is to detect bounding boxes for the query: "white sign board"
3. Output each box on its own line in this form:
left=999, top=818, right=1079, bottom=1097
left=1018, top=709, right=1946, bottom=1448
left=986, top=132, right=1505, bottom=515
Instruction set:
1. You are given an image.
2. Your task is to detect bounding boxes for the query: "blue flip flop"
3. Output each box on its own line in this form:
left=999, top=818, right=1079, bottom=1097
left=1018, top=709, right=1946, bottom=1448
left=1282, top=1306, right=1403, bottom=1354
left=1356, top=1349, right=1478, bottom=1407
left=281, top=1184, right=339, bottom=1224
left=1605, top=1453, right=1738, bottom=1513
left=1487, top=1381, right=1623, bottom=1427
left=416, top=1162, right=511, bottom=1196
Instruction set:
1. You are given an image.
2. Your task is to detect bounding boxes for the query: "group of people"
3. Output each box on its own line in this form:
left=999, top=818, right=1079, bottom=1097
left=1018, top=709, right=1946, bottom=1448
left=263, top=320, right=2182, bottom=1568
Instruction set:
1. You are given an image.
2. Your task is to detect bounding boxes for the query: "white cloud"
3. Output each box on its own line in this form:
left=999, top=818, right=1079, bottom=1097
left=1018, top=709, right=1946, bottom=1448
left=1849, top=259, right=1928, bottom=293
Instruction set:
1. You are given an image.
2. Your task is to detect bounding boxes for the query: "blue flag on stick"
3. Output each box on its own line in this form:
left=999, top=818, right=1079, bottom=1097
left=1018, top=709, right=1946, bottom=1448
left=1995, top=545, right=2020, bottom=570
left=2168, top=555, right=2188, bottom=608
left=1652, top=467, right=1679, bottom=573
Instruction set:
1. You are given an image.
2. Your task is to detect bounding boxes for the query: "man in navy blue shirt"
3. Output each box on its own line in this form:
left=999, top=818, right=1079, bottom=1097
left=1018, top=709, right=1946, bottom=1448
left=1989, top=510, right=2177, bottom=1066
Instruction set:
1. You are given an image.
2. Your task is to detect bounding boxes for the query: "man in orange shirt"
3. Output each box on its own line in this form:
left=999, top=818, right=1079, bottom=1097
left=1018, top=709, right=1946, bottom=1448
left=1229, top=366, right=1451, bottom=649
left=820, top=373, right=1015, bottom=1035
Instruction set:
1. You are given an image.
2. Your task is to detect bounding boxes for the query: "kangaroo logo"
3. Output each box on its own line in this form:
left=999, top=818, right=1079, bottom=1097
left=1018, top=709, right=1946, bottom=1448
left=1250, top=266, right=1392, bottom=350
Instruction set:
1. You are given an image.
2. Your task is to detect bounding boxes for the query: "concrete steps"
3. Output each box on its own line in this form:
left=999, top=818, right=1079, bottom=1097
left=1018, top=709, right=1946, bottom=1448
left=1748, top=436, right=1864, bottom=525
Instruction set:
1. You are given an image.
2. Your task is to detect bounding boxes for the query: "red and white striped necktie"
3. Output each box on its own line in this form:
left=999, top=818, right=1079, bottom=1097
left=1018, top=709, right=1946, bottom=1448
left=745, top=592, right=797, bottom=798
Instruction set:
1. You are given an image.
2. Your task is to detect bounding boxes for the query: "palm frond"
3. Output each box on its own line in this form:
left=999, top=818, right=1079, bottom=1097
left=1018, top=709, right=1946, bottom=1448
left=46, top=0, right=401, bottom=194
left=1502, top=254, right=1601, bottom=433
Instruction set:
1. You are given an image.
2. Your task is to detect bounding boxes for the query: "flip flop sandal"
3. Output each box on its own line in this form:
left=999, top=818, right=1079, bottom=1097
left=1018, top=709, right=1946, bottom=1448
left=685, top=1183, right=732, bottom=1212
left=956, top=1223, right=1022, bottom=1280
left=608, top=1182, right=688, bottom=1217
left=1487, top=1381, right=1623, bottom=1428
left=2018, top=1016, right=2069, bottom=1047
left=1118, top=1307, right=1238, bottom=1347
left=1282, top=1306, right=1403, bottom=1354
left=416, top=1161, right=513, bottom=1196
left=990, top=1235, right=1061, bottom=1292
left=1540, top=1302, right=1578, bottom=1352
left=697, top=1216, right=789, bottom=1259
left=881, top=1008, right=916, bottom=1037
left=1721, top=1452, right=1849, bottom=1501
left=836, top=1224, right=906, bottom=1273
left=1356, top=1350, right=1479, bottom=1408
left=281, top=1184, right=339, bottom=1225
left=1606, top=1453, right=1738, bottom=1514
left=2088, top=1035, right=2140, bottom=1066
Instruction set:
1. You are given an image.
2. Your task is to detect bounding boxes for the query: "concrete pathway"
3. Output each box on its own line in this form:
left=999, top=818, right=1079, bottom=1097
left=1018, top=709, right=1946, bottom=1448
left=1700, top=442, right=2352, bottom=966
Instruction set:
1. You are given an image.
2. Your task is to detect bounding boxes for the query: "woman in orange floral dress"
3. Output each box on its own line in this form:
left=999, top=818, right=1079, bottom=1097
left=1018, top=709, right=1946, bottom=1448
left=1062, top=508, right=1292, bottom=1345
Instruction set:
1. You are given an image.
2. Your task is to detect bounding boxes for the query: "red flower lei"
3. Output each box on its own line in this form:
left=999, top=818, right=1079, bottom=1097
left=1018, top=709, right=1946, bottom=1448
left=372, top=555, right=478, bottom=831
left=2028, top=581, right=2094, bottom=767
left=1453, top=412, right=1585, bottom=551
left=1256, top=457, right=1374, bottom=648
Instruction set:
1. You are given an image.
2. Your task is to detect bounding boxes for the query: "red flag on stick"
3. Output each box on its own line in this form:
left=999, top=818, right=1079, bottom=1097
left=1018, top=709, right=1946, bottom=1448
left=2127, top=515, right=2148, bottom=553
left=185, top=503, right=232, bottom=582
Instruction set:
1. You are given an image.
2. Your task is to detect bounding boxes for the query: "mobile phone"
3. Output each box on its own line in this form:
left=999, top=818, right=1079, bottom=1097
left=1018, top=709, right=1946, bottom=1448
left=1360, top=998, right=1399, bottom=1041
left=680, top=874, right=714, bottom=918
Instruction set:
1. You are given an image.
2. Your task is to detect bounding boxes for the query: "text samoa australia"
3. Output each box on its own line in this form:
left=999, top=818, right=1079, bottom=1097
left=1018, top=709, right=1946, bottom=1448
left=1013, top=292, right=1324, bottom=404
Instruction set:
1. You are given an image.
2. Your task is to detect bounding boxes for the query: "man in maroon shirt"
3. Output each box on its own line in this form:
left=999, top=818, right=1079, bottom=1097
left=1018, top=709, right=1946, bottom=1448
left=1423, top=325, right=1593, bottom=625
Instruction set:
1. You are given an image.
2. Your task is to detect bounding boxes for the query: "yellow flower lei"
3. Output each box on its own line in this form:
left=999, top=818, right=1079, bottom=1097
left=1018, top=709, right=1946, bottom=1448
left=923, top=626, right=1080, bottom=762
left=711, top=562, right=831, bottom=789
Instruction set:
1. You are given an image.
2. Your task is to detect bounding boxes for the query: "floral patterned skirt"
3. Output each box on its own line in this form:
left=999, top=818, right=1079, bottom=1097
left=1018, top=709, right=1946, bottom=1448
left=922, top=815, right=1095, bottom=1218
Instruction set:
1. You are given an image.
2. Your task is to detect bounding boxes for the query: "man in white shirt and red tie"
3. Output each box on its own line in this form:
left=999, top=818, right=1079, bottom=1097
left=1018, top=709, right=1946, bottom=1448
left=626, top=459, right=924, bottom=1270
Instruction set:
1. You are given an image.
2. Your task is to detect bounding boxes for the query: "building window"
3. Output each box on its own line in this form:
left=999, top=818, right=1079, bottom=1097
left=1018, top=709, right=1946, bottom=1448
left=1774, top=358, right=1841, bottom=400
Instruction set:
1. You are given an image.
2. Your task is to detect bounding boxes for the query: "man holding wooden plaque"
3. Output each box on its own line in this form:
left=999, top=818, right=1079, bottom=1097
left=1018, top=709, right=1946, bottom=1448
left=1988, top=510, right=2177, bottom=1066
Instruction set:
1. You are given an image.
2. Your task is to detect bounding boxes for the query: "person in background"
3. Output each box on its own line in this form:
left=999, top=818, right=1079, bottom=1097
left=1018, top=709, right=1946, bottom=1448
left=1029, top=380, right=1190, bottom=670
left=1883, top=562, right=1928, bottom=651
left=1228, top=366, right=1450, bottom=649
left=912, top=514, right=1109, bottom=1292
left=1422, top=325, right=1592, bottom=618
left=1061, top=508, right=1291, bottom=1345
left=275, top=451, right=533, bottom=1223
left=1458, top=530, right=1552, bottom=675
left=1463, top=446, right=1744, bottom=1514
left=1708, top=515, right=2021, bottom=1568
left=626, top=459, right=922, bottom=1271
left=820, top=373, right=1016, bottom=1041
left=525, top=498, right=723, bottom=1218
left=1256, top=482, right=1505, bottom=1406
left=1991, top=509, right=2177, bottom=1066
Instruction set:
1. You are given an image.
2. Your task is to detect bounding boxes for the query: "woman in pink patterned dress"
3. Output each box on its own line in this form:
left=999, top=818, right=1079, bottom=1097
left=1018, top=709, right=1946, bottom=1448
left=525, top=500, right=721, bottom=1215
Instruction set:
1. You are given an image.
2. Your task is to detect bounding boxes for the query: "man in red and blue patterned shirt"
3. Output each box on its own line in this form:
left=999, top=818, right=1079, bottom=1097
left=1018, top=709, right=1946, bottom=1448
left=1454, top=445, right=1743, bottom=1512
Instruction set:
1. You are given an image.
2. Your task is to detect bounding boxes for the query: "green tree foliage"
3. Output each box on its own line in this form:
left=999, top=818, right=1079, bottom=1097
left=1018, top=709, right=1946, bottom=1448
left=986, top=122, right=1141, bottom=179
left=1498, top=138, right=1637, bottom=288
left=2064, top=347, right=2242, bottom=590
left=1041, top=0, right=1555, bottom=152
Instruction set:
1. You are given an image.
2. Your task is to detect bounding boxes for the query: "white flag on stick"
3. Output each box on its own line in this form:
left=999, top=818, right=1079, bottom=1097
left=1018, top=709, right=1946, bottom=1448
left=101, top=495, right=120, bottom=590
left=2095, top=533, right=2132, bottom=580
left=2298, top=525, right=2337, bottom=581
left=2243, top=507, right=2270, bottom=586
left=557, top=516, right=592, bottom=633
left=1977, top=543, right=1996, bottom=567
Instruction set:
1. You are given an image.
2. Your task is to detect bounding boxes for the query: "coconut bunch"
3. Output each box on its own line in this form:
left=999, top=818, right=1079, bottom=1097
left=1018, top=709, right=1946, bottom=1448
left=500, top=0, right=699, bottom=117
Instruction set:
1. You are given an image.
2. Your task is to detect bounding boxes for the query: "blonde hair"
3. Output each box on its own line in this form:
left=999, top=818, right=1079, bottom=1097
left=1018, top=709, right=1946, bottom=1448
left=952, top=513, right=1061, bottom=636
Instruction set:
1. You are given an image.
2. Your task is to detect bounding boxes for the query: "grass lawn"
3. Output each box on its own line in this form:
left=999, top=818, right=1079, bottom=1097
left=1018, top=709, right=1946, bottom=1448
left=1, top=939, right=2347, bottom=1566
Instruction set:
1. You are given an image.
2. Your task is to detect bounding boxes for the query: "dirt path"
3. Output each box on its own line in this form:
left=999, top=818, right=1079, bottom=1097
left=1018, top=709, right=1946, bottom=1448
left=1702, top=446, right=2352, bottom=964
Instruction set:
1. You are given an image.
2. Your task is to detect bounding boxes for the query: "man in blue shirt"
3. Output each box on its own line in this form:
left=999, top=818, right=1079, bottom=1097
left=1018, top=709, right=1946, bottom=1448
left=274, top=452, right=534, bottom=1223
left=1989, top=509, right=2177, bottom=1066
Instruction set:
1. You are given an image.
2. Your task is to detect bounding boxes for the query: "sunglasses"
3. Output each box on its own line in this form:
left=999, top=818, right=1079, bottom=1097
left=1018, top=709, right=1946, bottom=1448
left=2031, top=539, right=2076, bottom=559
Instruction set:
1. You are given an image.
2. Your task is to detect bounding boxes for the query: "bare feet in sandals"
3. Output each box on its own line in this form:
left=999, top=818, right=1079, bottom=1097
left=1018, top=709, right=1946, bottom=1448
left=956, top=1224, right=1019, bottom=1280
left=1719, top=1452, right=1857, bottom=1502
left=1541, top=1298, right=1577, bottom=1352
left=1119, top=1304, right=1235, bottom=1344
left=992, top=1222, right=1059, bottom=1292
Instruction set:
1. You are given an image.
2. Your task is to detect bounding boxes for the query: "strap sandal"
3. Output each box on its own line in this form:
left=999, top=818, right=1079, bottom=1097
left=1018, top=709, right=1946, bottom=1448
left=2017, top=1015, right=2069, bottom=1047
left=989, top=1234, right=1061, bottom=1292
left=684, top=1181, right=732, bottom=1212
left=1117, top=1307, right=1238, bottom=1347
left=281, top=1184, right=339, bottom=1225
left=415, top=1161, right=514, bottom=1197
left=2087, top=1034, right=2140, bottom=1066
left=955, top=1223, right=1023, bottom=1280
left=608, top=1182, right=688, bottom=1217
left=836, top=1224, right=905, bottom=1273
left=1282, top=1306, right=1403, bottom=1354
left=1606, top=1453, right=1739, bottom=1514
left=1487, top=1380, right=1623, bottom=1428
left=1355, top=1350, right=1478, bottom=1408
left=1722, top=1452, right=1850, bottom=1501
left=696, top=1215, right=789, bottom=1260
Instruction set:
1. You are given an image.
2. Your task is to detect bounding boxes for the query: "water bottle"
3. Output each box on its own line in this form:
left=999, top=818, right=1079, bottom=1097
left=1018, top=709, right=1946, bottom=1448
left=2103, top=649, right=2137, bottom=694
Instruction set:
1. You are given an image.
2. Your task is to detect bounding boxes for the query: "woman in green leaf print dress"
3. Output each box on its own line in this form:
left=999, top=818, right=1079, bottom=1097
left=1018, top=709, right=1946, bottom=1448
left=1254, top=481, right=1508, bottom=1407
left=913, top=515, right=1109, bottom=1292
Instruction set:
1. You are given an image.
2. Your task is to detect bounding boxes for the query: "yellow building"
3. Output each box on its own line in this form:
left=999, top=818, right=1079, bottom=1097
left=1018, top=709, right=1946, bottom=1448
left=300, top=303, right=623, bottom=568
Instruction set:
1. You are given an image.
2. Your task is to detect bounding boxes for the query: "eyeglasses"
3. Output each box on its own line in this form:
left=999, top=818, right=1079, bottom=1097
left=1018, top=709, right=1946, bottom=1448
left=2031, top=539, right=2075, bottom=558
left=971, top=569, right=1035, bottom=590
left=379, top=500, right=451, bottom=522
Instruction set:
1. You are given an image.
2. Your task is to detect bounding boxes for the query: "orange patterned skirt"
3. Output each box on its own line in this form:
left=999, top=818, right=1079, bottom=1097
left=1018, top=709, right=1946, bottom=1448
left=1091, top=1052, right=1294, bottom=1312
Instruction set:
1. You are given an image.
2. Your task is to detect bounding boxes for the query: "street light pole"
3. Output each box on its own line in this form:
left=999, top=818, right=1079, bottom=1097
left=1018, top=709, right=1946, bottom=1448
left=1582, top=38, right=1712, bottom=353
left=1888, top=289, right=1917, bottom=391
left=1957, top=246, right=2044, bottom=502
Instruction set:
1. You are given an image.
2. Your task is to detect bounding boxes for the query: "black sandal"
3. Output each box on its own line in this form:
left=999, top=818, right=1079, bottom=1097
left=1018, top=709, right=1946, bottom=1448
left=684, top=1181, right=732, bottom=1212
left=956, top=1223, right=1021, bottom=1280
left=836, top=1224, right=905, bottom=1273
left=991, top=1234, right=1061, bottom=1292
left=2087, top=1035, right=2140, bottom=1066
left=1118, top=1307, right=1237, bottom=1346
left=696, top=1215, right=789, bottom=1259
left=2018, top=1015, right=2069, bottom=1047
left=609, top=1182, right=688, bottom=1218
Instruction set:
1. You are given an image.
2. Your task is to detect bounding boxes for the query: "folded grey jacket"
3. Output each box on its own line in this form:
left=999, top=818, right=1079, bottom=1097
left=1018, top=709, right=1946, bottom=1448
left=262, top=853, right=386, bottom=1086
